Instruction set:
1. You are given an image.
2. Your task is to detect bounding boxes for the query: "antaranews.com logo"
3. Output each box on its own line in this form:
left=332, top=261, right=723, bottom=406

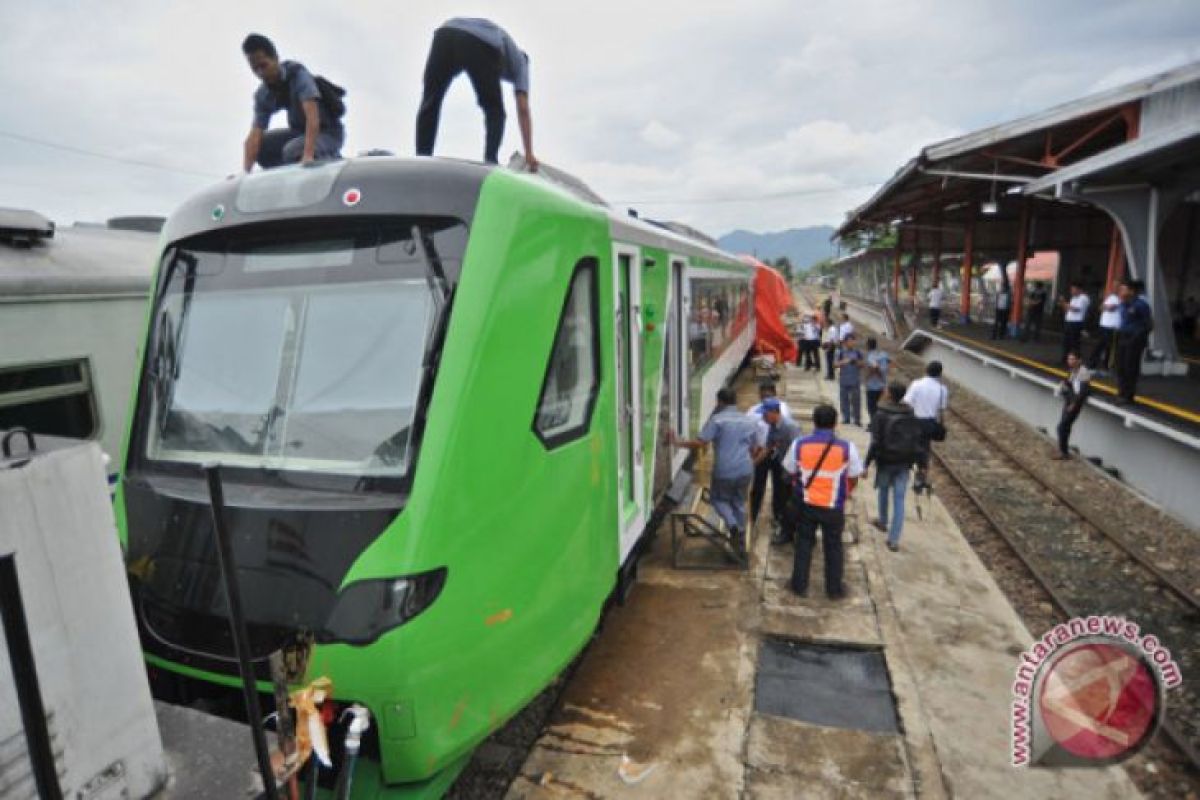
left=1011, top=615, right=1182, bottom=767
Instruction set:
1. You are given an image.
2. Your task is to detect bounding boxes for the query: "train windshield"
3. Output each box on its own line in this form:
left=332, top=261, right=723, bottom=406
left=140, top=219, right=463, bottom=482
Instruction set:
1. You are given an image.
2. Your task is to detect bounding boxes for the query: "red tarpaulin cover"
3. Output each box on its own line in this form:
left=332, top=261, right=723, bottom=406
left=744, top=256, right=797, bottom=364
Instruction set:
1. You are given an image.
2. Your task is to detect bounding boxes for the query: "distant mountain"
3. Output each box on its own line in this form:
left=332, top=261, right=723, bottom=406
left=717, top=226, right=837, bottom=271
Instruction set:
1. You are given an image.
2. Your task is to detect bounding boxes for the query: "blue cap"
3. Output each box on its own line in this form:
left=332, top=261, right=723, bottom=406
left=762, top=398, right=782, bottom=413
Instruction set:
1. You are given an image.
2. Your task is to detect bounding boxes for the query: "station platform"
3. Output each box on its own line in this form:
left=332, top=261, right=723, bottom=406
left=930, top=318, right=1200, bottom=432
left=504, top=364, right=1139, bottom=799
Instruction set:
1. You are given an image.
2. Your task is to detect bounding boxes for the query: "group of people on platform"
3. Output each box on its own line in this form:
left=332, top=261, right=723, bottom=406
left=986, top=278, right=1155, bottom=405
left=670, top=355, right=949, bottom=600
left=239, top=20, right=538, bottom=172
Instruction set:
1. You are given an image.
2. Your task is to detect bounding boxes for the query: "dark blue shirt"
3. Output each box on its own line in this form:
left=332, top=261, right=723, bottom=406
left=253, top=61, right=344, bottom=140
left=1118, top=295, right=1152, bottom=340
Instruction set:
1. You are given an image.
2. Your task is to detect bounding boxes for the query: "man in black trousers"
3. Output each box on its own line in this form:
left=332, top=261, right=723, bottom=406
left=1115, top=280, right=1153, bottom=404
left=415, top=18, right=538, bottom=169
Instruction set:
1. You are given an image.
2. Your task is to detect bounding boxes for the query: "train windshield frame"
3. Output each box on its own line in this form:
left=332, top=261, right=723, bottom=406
left=129, top=216, right=465, bottom=494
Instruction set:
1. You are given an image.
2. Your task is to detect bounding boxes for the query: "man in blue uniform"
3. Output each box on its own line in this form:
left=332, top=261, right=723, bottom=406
left=241, top=34, right=344, bottom=171
left=1114, top=279, right=1153, bottom=404
left=416, top=18, right=538, bottom=169
left=671, top=388, right=762, bottom=553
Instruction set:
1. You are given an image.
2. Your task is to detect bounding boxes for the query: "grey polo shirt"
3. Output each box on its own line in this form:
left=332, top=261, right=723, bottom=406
left=699, top=407, right=760, bottom=481
left=252, top=61, right=344, bottom=139
left=442, top=18, right=530, bottom=93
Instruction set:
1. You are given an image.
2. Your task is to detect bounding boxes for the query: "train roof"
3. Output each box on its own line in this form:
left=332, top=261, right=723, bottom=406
left=505, top=155, right=746, bottom=270
left=0, top=213, right=159, bottom=299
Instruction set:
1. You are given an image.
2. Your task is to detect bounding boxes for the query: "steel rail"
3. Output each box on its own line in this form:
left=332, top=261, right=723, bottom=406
left=930, top=424, right=1200, bottom=774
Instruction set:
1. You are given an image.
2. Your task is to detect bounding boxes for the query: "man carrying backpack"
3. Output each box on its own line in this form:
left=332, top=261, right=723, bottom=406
left=241, top=34, right=345, bottom=171
left=865, top=382, right=922, bottom=551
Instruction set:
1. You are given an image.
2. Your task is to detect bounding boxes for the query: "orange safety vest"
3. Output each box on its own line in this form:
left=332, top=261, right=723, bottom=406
left=792, top=434, right=853, bottom=510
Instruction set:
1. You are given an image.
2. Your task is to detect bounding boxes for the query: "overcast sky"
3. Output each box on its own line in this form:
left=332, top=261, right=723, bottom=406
left=2, top=1, right=1198, bottom=237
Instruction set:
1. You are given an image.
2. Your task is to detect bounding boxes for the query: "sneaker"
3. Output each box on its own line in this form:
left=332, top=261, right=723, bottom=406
left=1050, top=453, right=1070, bottom=461
left=887, top=542, right=900, bottom=552
left=871, top=519, right=887, bottom=533
left=827, top=590, right=848, bottom=601
left=912, top=474, right=928, bottom=493
left=791, top=586, right=808, bottom=598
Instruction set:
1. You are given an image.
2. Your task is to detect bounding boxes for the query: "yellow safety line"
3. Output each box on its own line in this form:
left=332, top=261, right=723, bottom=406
left=936, top=329, right=1200, bottom=425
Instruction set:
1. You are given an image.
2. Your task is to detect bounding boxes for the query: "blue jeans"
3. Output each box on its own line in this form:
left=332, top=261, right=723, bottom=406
left=876, top=464, right=910, bottom=546
left=710, top=475, right=751, bottom=532
left=257, top=128, right=344, bottom=168
left=839, top=383, right=861, bottom=425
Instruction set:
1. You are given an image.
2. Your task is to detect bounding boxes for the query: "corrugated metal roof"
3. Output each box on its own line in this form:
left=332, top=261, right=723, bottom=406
left=924, top=61, right=1200, bottom=162
left=1023, top=118, right=1200, bottom=194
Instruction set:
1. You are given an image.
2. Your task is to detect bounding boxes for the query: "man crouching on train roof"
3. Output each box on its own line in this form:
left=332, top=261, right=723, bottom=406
left=671, top=387, right=763, bottom=555
left=241, top=33, right=345, bottom=171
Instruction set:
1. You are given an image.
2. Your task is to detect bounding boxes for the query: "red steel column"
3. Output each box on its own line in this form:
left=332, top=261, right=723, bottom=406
left=961, top=216, right=975, bottom=321
left=1104, top=223, right=1126, bottom=294
left=910, top=241, right=921, bottom=311
left=931, top=223, right=943, bottom=286
left=1010, top=200, right=1030, bottom=327
left=892, top=229, right=903, bottom=302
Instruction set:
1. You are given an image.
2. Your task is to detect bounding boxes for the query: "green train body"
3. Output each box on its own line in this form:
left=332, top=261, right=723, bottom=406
left=114, top=158, right=754, bottom=791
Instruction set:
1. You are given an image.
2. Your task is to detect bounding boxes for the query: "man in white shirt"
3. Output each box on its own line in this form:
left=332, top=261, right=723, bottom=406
left=838, top=314, right=855, bottom=343
left=902, top=361, right=948, bottom=492
left=822, top=323, right=839, bottom=381
left=992, top=284, right=1011, bottom=340
left=928, top=281, right=944, bottom=328
left=1089, top=289, right=1122, bottom=372
left=1058, top=283, right=1090, bottom=365
left=797, top=315, right=821, bottom=371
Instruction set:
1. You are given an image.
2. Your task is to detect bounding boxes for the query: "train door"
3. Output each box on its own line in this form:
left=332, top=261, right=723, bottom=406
left=671, top=259, right=688, bottom=473
left=653, top=257, right=687, bottom=498
left=614, top=246, right=645, bottom=562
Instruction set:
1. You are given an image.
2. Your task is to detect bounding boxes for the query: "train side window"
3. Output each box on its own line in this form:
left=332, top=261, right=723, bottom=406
left=534, top=257, right=600, bottom=448
left=0, top=359, right=98, bottom=441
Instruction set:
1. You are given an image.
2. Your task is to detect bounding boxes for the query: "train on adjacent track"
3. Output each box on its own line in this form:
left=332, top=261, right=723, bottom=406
left=113, top=157, right=756, bottom=791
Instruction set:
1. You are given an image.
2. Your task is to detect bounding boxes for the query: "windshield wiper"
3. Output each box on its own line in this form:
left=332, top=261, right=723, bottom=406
left=410, top=225, right=449, bottom=304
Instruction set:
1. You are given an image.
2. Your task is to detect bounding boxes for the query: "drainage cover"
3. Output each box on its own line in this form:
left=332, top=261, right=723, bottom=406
left=754, top=638, right=899, bottom=733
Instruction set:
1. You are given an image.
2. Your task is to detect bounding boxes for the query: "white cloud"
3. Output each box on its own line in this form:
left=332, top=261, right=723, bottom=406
left=0, top=0, right=1197, bottom=236
left=640, top=120, right=684, bottom=149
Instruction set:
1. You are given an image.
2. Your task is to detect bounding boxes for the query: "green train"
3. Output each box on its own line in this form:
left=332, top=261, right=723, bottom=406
left=114, top=157, right=755, bottom=793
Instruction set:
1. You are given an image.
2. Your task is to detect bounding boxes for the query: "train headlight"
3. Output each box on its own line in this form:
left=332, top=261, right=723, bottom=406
left=321, top=568, right=447, bottom=645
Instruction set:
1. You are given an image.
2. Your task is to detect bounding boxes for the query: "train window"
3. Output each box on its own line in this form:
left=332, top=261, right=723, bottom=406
left=0, top=359, right=97, bottom=441
left=534, top=258, right=600, bottom=448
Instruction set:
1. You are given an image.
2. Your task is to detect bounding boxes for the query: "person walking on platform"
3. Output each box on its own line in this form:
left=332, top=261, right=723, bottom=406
left=747, top=380, right=793, bottom=421
left=836, top=333, right=864, bottom=426
left=671, top=388, right=762, bottom=552
left=992, top=283, right=1011, bottom=340
left=927, top=280, right=944, bottom=328
left=903, top=360, right=948, bottom=493
left=1115, top=280, right=1153, bottom=405
left=416, top=18, right=538, bottom=169
left=798, top=315, right=821, bottom=371
left=838, top=313, right=855, bottom=344
left=1058, top=283, right=1090, bottom=365
left=241, top=34, right=345, bottom=171
left=1022, top=282, right=1048, bottom=343
left=751, top=399, right=802, bottom=543
left=822, top=321, right=839, bottom=381
left=865, top=382, right=922, bottom=551
left=782, top=405, right=862, bottom=599
left=863, top=337, right=890, bottom=422
left=1089, top=288, right=1121, bottom=373
left=1053, top=352, right=1091, bottom=460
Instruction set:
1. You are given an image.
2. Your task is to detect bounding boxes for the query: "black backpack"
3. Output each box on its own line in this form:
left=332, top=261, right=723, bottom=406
left=275, top=62, right=347, bottom=119
left=878, top=411, right=923, bottom=466
left=314, top=75, right=347, bottom=118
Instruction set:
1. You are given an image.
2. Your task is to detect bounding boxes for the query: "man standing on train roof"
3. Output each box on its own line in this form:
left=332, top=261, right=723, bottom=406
left=241, top=34, right=345, bottom=171
left=415, top=18, right=538, bottom=170
left=670, top=387, right=762, bottom=554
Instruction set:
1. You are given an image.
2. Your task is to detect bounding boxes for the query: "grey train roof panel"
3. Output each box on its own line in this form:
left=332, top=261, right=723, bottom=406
left=161, top=157, right=495, bottom=245
left=0, top=224, right=159, bottom=299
